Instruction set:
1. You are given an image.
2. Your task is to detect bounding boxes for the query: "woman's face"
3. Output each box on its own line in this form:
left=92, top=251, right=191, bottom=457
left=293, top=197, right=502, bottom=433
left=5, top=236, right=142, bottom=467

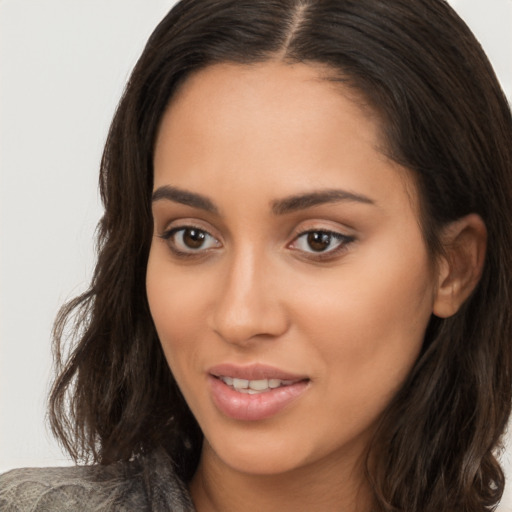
left=147, top=61, right=438, bottom=476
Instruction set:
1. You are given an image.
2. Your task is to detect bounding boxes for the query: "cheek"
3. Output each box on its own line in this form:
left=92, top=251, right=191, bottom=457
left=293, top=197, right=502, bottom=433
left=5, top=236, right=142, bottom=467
left=296, top=243, right=435, bottom=400
left=146, top=251, right=207, bottom=372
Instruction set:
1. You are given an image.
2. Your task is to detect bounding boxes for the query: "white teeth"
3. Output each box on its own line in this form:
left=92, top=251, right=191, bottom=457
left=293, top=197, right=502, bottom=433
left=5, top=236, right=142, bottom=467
left=232, top=378, right=249, bottom=389
left=248, top=379, right=268, bottom=391
left=220, top=376, right=295, bottom=394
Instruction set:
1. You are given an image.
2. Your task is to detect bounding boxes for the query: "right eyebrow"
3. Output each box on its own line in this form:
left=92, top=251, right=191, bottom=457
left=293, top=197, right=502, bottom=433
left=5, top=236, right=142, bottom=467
left=151, top=185, right=219, bottom=214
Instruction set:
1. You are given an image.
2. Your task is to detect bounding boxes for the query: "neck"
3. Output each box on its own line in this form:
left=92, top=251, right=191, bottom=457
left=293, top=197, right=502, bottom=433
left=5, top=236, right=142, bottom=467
left=189, top=441, right=373, bottom=512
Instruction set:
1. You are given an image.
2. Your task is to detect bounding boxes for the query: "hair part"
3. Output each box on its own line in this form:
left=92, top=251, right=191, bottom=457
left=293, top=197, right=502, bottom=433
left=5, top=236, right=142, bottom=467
left=49, top=1, right=512, bottom=510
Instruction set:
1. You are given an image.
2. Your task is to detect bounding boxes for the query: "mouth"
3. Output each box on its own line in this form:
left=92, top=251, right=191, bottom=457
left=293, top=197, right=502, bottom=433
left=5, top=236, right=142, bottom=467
left=215, top=376, right=304, bottom=394
left=207, top=364, right=310, bottom=421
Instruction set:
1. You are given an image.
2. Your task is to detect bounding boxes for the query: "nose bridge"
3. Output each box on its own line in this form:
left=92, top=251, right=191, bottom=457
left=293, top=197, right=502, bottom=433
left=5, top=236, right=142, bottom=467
left=211, top=242, right=287, bottom=344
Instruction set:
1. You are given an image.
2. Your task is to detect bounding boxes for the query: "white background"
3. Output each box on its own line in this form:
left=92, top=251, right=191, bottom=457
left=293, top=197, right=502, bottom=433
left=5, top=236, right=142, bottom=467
left=1, top=0, right=511, bottom=508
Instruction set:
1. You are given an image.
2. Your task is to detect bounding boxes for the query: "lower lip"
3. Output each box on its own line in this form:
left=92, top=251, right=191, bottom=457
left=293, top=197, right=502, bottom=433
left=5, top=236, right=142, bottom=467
left=208, top=376, right=309, bottom=421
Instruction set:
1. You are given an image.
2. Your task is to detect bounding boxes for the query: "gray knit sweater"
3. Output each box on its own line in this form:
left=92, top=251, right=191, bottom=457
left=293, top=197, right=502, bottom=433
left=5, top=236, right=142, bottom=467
left=0, top=450, right=196, bottom=511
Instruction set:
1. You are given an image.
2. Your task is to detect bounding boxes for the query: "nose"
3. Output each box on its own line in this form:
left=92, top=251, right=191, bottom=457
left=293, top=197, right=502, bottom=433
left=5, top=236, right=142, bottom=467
left=210, top=248, right=289, bottom=346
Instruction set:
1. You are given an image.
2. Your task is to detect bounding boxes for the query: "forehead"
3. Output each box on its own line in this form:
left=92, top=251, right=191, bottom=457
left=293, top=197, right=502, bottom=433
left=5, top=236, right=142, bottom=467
left=153, top=61, right=418, bottom=217
left=159, top=61, right=381, bottom=147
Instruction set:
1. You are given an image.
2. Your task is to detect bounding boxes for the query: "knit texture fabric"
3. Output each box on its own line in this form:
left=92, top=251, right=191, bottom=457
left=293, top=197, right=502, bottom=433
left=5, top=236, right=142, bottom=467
left=0, top=449, right=196, bottom=511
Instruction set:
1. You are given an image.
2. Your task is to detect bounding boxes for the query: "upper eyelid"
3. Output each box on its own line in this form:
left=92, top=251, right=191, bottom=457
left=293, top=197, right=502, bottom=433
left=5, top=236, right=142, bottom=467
left=290, top=222, right=355, bottom=239
left=162, top=223, right=211, bottom=234
left=159, top=219, right=220, bottom=237
left=294, top=227, right=349, bottom=236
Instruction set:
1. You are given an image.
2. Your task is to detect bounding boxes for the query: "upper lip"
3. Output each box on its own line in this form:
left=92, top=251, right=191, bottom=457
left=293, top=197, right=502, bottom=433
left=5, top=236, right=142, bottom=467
left=209, top=363, right=308, bottom=381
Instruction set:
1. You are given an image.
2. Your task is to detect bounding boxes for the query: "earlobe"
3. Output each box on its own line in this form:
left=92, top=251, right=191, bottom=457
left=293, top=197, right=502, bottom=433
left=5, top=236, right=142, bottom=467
left=432, top=214, right=487, bottom=318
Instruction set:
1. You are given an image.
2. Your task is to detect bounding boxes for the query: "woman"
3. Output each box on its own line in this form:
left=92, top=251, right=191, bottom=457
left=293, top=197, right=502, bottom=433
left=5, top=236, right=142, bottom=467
left=1, top=0, right=511, bottom=510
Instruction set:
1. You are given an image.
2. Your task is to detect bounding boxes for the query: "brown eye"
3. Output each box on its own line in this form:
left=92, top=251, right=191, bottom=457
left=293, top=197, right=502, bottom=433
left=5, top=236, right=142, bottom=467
left=306, top=232, right=332, bottom=252
left=160, top=226, right=221, bottom=255
left=289, top=229, right=355, bottom=259
left=182, top=228, right=207, bottom=249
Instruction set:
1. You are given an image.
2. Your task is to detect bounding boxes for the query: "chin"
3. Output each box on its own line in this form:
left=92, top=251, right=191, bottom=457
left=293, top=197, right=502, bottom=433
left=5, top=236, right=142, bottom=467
left=205, top=437, right=310, bottom=476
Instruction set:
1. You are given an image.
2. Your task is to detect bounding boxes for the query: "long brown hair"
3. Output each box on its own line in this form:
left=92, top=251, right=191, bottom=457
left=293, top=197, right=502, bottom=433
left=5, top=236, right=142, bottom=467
left=49, top=1, right=512, bottom=510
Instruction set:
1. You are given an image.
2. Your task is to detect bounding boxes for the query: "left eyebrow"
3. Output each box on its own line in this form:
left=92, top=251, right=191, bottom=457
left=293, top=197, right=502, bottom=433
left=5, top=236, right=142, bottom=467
left=271, top=189, right=376, bottom=215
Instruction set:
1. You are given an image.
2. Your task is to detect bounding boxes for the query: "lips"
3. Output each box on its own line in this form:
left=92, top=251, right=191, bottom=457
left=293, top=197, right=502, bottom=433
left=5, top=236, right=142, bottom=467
left=209, top=363, right=307, bottom=381
left=208, top=364, right=310, bottom=421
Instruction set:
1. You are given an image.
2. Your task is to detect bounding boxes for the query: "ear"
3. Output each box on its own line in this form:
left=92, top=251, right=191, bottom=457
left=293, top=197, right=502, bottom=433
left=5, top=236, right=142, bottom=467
left=432, top=214, right=487, bottom=318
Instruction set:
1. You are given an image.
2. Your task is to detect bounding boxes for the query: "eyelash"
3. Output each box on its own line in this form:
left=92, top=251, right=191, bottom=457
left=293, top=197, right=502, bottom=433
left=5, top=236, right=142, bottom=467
left=289, top=230, right=355, bottom=261
left=159, top=225, right=355, bottom=261
left=159, top=225, right=221, bottom=257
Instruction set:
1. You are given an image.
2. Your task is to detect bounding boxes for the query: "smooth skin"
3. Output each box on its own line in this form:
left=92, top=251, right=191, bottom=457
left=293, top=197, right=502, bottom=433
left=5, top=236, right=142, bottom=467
left=146, top=61, right=486, bottom=512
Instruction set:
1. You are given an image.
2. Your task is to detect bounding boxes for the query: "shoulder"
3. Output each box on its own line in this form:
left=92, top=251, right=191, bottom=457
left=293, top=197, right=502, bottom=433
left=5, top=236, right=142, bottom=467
left=0, top=450, right=195, bottom=511
left=0, top=462, right=145, bottom=511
